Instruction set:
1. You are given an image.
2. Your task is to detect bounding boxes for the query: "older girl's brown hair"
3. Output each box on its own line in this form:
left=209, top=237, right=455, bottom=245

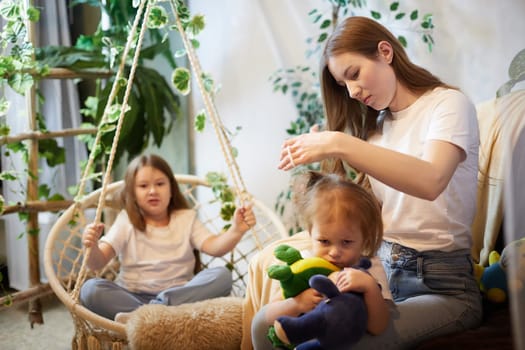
left=121, top=154, right=189, bottom=231
left=292, top=171, right=383, bottom=257
left=319, top=16, right=453, bottom=177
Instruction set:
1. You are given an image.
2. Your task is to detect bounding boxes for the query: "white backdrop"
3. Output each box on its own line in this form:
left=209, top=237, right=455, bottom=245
left=189, top=0, right=525, bottom=212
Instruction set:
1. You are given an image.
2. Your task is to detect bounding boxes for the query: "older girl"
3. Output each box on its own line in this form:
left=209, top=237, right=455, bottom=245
left=80, top=154, right=255, bottom=321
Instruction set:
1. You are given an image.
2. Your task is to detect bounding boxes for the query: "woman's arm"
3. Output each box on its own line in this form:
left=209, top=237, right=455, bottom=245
left=336, top=268, right=390, bottom=334
left=280, top=131, right=463, bottom=200
left=200, top=205, right=256, bottom=256
left=82, top=223, right=116, bottom=270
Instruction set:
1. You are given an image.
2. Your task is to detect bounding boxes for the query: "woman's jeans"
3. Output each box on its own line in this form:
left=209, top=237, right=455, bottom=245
left=351, top=241, right=483, bottom=349
left=252, top=241, right=483, bottom=350
left=80, top=266, right=232, bottom=320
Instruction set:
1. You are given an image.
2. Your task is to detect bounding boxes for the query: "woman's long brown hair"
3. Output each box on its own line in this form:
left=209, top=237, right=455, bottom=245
left=319, top=16, right=453, bottom=180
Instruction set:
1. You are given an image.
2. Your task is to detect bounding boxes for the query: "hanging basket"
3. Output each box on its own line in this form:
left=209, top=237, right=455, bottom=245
left=44, top=174, right=286, bottom=348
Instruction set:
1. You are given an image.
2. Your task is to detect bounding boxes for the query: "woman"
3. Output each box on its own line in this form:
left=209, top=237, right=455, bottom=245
left=278, top=16, right=482, bottom=349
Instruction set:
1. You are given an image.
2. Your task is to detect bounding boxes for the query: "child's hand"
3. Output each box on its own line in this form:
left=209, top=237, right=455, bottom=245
left=292, top=288, right=324, bottom=314
left=82, top=223, right=104, bottom=248
left=233, top=204, right=256, bottom=233
left=336, top=268, right=376, bottom=294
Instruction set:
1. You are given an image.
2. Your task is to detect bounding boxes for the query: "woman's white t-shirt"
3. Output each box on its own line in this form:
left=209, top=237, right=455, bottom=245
left=368, top=88, right=479, bottom=252
left=100, top=209, right=213, bottom=294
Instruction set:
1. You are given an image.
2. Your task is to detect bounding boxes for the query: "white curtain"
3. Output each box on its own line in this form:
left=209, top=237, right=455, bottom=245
left=1, top=0, right=86, bottom=290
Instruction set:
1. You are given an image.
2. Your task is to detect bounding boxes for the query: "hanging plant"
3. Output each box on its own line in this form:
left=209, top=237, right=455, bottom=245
left=35, top=0, right=184, bottom=169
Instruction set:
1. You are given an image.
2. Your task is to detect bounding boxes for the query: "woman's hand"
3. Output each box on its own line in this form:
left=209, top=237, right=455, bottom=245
left=82, top=223, right=104, bottom=248
left=278, top=130, right=339, bottom=171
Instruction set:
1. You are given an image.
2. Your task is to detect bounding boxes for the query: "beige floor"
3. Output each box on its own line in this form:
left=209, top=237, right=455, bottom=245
left=0, top=294, right=73, bottom=350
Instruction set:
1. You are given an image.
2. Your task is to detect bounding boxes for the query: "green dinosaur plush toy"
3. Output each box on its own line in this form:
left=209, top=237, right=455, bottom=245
left=267, top=244, right=340, bottom=299
left=266, top=244, right=341, bottom=349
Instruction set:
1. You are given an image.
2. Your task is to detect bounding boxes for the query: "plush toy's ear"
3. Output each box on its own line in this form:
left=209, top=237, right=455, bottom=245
left=268, top=265, right=293, bottom=282
left=309, top=274, right=340, bottom=299
left=274, top=244, right=303, bottom=265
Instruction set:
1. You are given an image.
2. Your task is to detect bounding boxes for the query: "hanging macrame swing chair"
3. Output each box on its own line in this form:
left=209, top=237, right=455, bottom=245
left=44, top=1, right=286, bottom=349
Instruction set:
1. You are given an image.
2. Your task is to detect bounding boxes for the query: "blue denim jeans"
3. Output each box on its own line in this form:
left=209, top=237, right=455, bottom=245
left=80, top=266, right=232, bottom=320
left=350, top=241, right=483, bottom=350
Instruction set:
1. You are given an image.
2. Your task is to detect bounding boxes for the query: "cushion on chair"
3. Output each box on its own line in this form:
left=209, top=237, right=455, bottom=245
left=126, top=296, right=243, bottom=350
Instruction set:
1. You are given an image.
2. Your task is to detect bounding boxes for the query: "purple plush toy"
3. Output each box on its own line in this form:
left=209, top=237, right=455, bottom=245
left=272, top=259, right=370, bottom=350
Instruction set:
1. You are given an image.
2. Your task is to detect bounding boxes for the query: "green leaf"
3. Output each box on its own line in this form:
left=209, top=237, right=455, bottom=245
left=48, top=193, right=65, bottom=201
left=8, top=72, right=33, bottom=94
left=99, top=123, right=116, bottom=134
left=0, top=171, right=18, bottom=181
left=0, top=98, right=10, bottom=117
left=28, top=228, right=39, bottom=236
left=172, top=67, right=191, bottom=96
left=390, top=2, right=399, bottom=11
left=174, top=49, right=187, bottom=58
left=38, top=184, right=51, bottom=199
left=371, top=11, right=381, bottom=19
left=220, top=202, right=236, bottom=221
left=38, top=138, right=66, bottom=167
left=0, top=1, right=21, bottom=21
left=395, top=13, right=405, bottom=20
left=6, top=141, right=26, bottom=153
left=195, top=110, right=206, bottom=132
left=201, top=72, right=215, bottom=94
left=187, top=14, right=206, bottom=36
left=508, top=48, right=525, bottom=80
left=410, top=10, right=418, bottom=20
left=191, top=38, right=200, bottom=49
left=317, top=32, right=328, bottom=43
left=26, top=6, right=40, bottom=22
left=319, top=19, right=331, bottom=29
left=398, top=35, right=407, bottom=48
left=106, top=104, right=123, bottom=123
left=147, top=6, right=168, bottom=29
left=18, top=212, right=29, bottom=222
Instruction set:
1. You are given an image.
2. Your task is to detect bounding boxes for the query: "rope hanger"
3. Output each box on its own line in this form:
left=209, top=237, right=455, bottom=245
left=169, top=0, right=252, bottom=206
left=73, top=0, right=260, bottom=301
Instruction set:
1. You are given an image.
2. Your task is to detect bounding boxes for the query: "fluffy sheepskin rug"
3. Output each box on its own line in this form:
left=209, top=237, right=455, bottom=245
left=125, top=296, right=243, bottom=350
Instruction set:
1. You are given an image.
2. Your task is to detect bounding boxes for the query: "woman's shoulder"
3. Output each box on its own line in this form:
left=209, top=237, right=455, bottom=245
left=430, top=87, right=473, bottom=105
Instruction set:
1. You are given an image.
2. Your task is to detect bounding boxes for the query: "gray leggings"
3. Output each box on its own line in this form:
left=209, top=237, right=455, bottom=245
left=80, top=266, right=232, bottom=320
